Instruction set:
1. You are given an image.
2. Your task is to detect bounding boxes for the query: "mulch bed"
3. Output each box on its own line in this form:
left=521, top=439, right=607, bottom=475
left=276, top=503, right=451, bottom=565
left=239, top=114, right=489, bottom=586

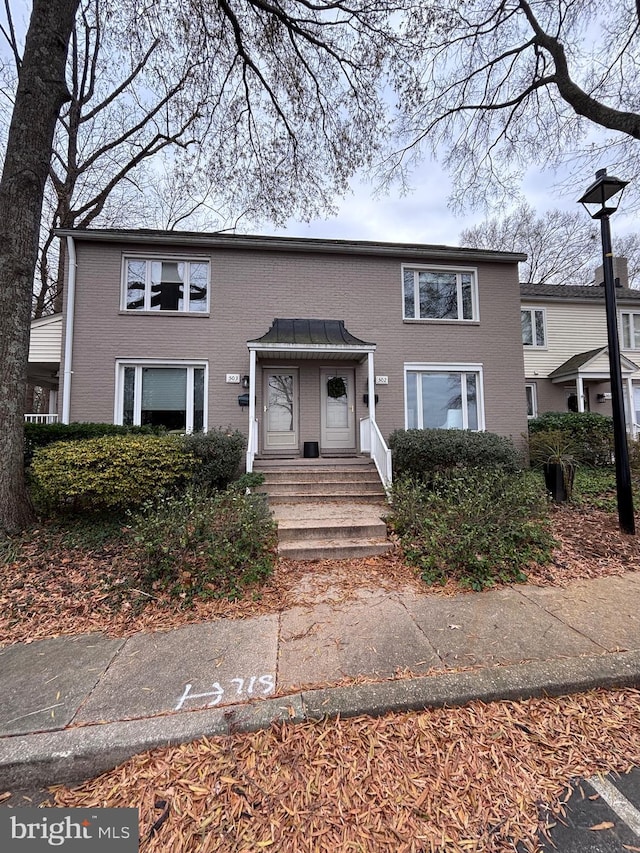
left=46, top=687, right=640, bottom=852
left=1, top=505, right=639, bottom=646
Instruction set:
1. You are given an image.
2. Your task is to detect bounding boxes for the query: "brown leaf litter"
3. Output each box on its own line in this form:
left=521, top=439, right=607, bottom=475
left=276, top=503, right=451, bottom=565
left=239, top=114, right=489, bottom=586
left=44, top=687, right=640, bottom=852
left=1, top=505, right=639, bottom=646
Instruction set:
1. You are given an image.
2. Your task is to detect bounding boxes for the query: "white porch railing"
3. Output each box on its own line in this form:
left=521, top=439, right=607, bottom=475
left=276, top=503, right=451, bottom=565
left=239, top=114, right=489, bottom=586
left=246, top=417, right=259, bottom=472
left=24, top=413, right=58, bottom=424
left=360, top=416, right=392, bottom=489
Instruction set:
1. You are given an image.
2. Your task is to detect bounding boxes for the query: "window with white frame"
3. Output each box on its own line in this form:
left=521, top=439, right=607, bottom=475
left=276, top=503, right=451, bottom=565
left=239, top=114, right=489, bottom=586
left=525, top=383, right=537, bottom=418
left=116, top=361, right=207, bottom=432
left=405, top=364, right=484, bottom=430
left=123, top=258, right=209, bottom=312
left=521, top=308, right=546, bottom=347
left=402, top=266, right=477, bottom=321
left=621, top=311, right=640, bottom=350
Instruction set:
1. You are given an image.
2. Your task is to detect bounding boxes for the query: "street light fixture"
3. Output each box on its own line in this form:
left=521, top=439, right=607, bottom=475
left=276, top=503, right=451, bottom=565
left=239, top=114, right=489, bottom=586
left=578, top=168, right=635, bottom=534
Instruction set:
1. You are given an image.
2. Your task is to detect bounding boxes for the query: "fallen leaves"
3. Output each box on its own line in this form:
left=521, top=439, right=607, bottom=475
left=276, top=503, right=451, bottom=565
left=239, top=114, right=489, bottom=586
left=49, top=687, right=640, bottom=852
left=1, top=505, right=639, bottom=646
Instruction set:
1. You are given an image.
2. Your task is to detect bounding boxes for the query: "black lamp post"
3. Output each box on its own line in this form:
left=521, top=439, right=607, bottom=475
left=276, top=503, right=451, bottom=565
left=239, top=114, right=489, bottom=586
left=578, top=168, right=635, bottom=534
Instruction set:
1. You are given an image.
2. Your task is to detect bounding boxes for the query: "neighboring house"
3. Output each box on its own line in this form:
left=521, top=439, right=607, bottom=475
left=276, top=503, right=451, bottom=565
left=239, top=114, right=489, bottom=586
left=520, top=257, right=640, bottom=432
left=29, top=229, right=528, bottom=483
left=25, top=313, right=62, bottom=423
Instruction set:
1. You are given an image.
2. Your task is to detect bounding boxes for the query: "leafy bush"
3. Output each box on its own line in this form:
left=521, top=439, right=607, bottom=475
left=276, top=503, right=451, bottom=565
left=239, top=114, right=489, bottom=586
left=24, top=421, right=163, bottom=466
left=527, top=412, right=614, bottom=467
left=181, top=428, right=246, bottom=491
left=388, top=428, right=521, bottom=480
left=388, top=470, right=554, bottom=590
left=131, top=486, right=277, bottom=602
left=30, top=435, right=194, bottom=514
left=572, top=468, right=617, bottom=512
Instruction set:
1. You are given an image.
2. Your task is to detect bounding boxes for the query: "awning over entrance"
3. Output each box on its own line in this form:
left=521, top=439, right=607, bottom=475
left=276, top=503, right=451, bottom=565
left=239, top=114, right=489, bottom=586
left=248, top=318, right=375, bottom=360
left=548, top=346, right=640, bottom=383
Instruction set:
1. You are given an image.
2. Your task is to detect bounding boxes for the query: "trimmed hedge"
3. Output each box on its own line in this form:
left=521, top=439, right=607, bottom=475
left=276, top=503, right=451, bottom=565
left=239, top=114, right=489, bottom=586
left=24, top=422, right=163, bottom=466
left=388, top=428, right=521, bottom=479
left=181, top=428, right=246, bottom=491
left=527, top=412, right=613, bottom=466
left=29, top=434, right=194, bottom=514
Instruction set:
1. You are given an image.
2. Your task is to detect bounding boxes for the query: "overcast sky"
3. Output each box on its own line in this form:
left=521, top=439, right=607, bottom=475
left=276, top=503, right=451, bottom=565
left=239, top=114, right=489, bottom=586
left=270, top=158, right=638, bottom=248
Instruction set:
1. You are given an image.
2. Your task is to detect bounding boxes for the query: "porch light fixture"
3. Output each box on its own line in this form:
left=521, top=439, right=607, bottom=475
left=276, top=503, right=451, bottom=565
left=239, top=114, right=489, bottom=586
left=241, top=375, right=250, bottom=389
left=578, top=169, right=635, bottom=534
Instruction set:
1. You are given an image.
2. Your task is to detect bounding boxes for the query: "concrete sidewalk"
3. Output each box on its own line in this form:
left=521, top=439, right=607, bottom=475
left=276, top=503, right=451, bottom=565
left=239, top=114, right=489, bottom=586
left=2, top=572, right=640, bottom=791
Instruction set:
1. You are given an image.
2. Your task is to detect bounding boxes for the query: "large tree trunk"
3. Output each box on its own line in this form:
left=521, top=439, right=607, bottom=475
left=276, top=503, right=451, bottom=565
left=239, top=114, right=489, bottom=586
left=0, top=0, right=79, bottom=534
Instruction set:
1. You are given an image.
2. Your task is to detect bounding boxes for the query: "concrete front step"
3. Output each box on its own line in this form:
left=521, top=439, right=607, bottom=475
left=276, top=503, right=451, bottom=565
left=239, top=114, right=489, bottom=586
left=259, top=481, right=385, bottom=497
left=278, top=538, right=393, bottom=561
left=267, top=492, right=386, bottom=505
left=277, top=518, right=387, bottom=543
left=260, top=470, right=382, bottom=484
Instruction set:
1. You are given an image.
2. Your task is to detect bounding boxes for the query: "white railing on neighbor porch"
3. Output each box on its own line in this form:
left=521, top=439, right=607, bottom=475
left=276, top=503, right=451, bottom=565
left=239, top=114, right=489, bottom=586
left=360, top=417, right=392, bottom=490
left=246, top=417, right=259, bottom=473
left=24, top=414, right=58, bottom=424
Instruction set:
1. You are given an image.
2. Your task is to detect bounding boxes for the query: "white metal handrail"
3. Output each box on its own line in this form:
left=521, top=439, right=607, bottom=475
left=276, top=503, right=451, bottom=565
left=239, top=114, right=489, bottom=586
left=24, top=414, right=58, bottom=424
left=246, top=417, right=258, bottom=472
left=360, top=416, right=392, bottom=489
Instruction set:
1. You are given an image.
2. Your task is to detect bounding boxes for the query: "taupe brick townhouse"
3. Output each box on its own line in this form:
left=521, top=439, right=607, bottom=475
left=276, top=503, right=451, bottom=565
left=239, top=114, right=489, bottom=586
left=28, top=229, right=529, bottom=484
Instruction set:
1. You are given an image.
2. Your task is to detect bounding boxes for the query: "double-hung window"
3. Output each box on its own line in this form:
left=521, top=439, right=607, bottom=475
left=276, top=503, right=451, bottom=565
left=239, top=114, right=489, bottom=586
left=405, top=364, right=484, bottom=430
left=123, top=257, right=209, bottom=312
left=621, top=311, right=640, bottom=350
left=116, top=360, right=207, bottom=432
left=403, top=266, right=477, bottom=321
left=521, top=308, right=546, bottom=347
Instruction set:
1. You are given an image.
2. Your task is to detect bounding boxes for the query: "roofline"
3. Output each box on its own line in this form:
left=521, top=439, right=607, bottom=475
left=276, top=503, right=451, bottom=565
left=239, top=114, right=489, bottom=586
left=55, top=228, right=526, bottom=265
left=520, top=291, right=640, bottom=305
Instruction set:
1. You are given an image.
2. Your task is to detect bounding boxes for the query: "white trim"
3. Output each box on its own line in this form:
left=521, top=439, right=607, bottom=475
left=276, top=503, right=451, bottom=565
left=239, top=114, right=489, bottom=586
left=620, top=309, right=640, bottom=350
left=521, top=306, right=547, bottom=348
left=401, top=263, right=479, bottom=322
left=248, top=342, right=375, bottom=356
left=121, top=255, right=210, bottom=313
left=525, top=382, right=538, bottom=419
left=403, top=362, right=486, bottom=431
left=114, top=358, right=208, bottom=432
left=61, top=235, right=77, bottom=424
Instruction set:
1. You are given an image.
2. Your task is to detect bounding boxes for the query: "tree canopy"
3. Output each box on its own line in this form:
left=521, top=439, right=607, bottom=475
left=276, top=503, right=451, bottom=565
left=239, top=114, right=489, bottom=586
left=392, top=1, right=640, bottom=210
left=460, top=203, right=640, bottom=287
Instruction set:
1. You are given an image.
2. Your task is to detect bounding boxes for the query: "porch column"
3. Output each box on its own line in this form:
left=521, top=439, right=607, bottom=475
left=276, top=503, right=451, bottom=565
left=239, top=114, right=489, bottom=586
left=626, top=376, right=636, bottom=436
left=576, top=376, right=585, bottom=412
left=367, top=351, right=376, bottom=450
left=247, top=348, right=257, bottom=471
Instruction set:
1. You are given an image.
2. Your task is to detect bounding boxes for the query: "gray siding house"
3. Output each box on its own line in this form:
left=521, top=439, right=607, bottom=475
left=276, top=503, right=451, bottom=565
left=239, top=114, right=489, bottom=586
left=52, top=229, right=528, bottom=482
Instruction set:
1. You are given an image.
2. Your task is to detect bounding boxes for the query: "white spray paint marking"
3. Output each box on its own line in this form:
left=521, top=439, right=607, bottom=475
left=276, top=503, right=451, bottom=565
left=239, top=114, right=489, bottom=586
left=588, top=775, right=640, bottom=837
left=175, top=674, right=275, bottom=711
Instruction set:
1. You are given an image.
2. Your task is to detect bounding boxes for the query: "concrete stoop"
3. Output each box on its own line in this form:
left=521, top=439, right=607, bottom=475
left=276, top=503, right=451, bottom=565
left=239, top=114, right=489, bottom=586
left=254, top=458, right=392, bottom=560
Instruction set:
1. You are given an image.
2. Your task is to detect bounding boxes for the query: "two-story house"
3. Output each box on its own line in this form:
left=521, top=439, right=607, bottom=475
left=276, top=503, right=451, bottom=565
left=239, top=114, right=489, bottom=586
left=27, top=229, right=529, bottom=484
left=520, top=257, right=640, bottom=431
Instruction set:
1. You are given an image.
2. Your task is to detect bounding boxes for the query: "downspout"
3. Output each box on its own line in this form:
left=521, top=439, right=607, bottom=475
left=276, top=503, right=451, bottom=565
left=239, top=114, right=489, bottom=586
left=61, top=235, right=76, bottom=424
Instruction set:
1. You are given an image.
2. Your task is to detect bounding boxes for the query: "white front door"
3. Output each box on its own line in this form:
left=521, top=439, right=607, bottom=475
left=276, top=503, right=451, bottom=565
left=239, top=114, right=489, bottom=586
left=320, top=368, right=356, bottom=450
left=264, top=369, right=298, bottom=450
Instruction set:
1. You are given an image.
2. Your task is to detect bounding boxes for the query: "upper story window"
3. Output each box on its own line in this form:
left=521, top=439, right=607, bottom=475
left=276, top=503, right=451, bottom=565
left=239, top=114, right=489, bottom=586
left=123, top=257, right=209, bottom=313
left=521, top=308, right=546, bottom=347
left=621, top=311, right=640, bottom=350
left=402, top=266, right=478, bottom=321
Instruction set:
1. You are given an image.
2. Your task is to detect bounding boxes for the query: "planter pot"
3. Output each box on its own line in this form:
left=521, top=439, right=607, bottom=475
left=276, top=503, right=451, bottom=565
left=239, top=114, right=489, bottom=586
left=543, top=462, right=575, bottom=503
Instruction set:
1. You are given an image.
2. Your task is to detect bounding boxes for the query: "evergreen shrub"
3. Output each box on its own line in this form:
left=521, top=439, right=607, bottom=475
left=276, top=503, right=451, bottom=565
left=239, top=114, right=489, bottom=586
left=388, top=469, right=554, bottom=590
left=527, top=412, right=613, bottom=466
left=388, top=428, right=520, bottom=480
left=30, top=434, right=194, bottom=514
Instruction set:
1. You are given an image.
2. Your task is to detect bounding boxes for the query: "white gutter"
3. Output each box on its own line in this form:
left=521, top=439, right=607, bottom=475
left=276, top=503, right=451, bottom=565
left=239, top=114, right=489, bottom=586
left=61, top=235, right=76, bottom=424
